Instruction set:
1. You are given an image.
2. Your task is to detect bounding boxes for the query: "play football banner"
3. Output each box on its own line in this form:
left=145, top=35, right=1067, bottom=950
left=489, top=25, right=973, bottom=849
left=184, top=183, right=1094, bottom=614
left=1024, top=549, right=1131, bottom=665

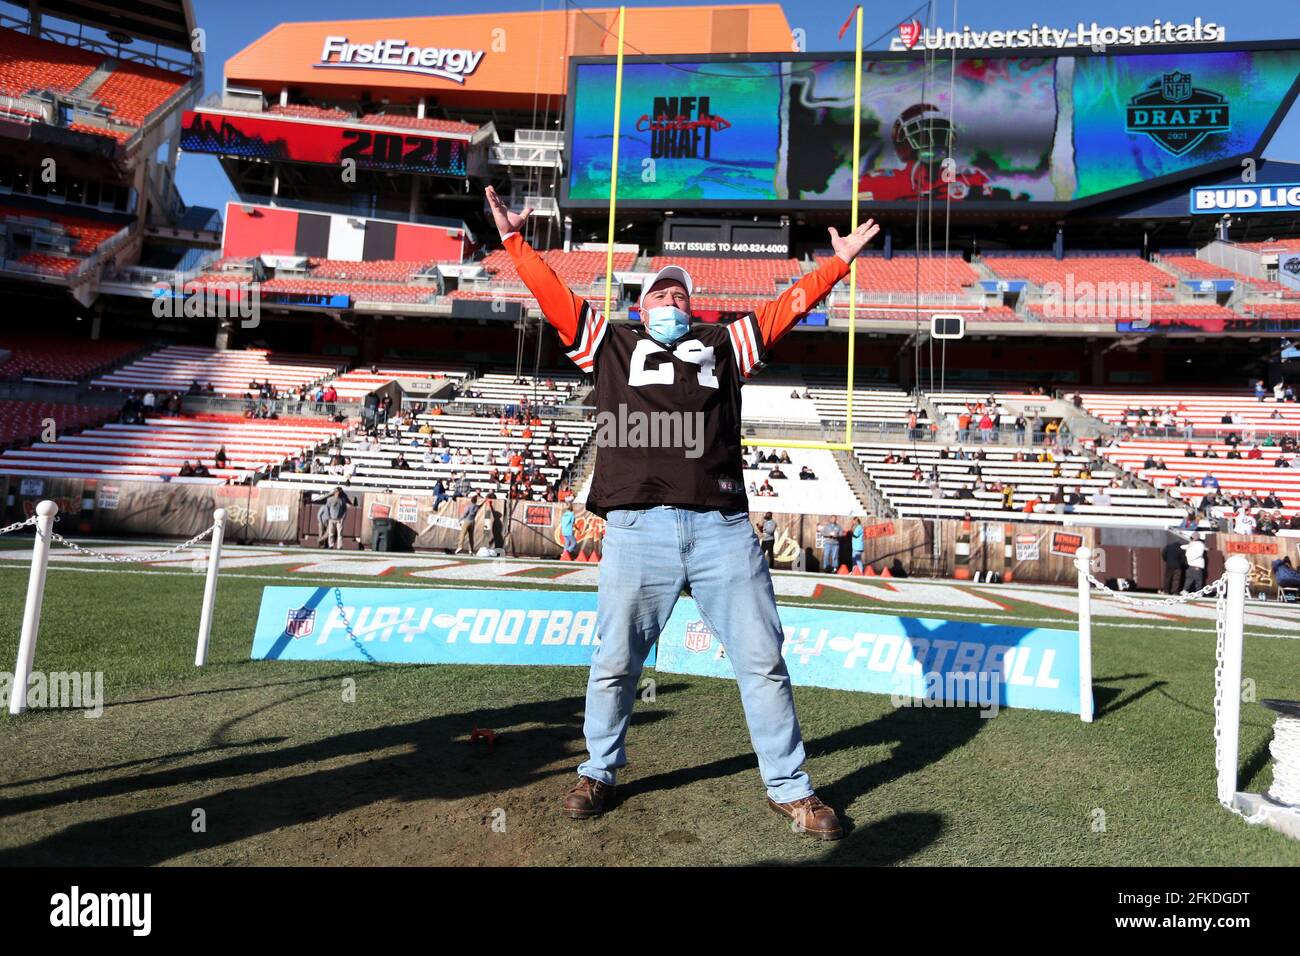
left=251, top=586, right=655, bottom=667
left=655, top=599, right=1089, bottom=718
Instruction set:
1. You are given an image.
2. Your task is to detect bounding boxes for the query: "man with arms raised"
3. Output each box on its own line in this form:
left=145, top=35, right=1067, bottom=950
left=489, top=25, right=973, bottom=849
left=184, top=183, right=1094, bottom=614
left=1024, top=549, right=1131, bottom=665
left=485, top=186, right=878, bottom=839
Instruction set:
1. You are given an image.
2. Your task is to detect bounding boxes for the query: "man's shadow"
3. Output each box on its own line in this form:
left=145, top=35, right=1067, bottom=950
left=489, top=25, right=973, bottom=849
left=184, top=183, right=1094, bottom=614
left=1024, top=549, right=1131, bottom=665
left=0, top=689, right=674, bottom=866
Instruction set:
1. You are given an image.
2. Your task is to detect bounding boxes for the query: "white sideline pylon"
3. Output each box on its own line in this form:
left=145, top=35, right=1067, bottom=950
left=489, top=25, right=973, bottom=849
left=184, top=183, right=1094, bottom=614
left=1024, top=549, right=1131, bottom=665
left=194, top=508, right=228, bottom=667
left=1217, top=554, right=1250, bottom=807
left=1074, top=546, right=1094, bottom=723
left=11, top=499, right=57, bottom=716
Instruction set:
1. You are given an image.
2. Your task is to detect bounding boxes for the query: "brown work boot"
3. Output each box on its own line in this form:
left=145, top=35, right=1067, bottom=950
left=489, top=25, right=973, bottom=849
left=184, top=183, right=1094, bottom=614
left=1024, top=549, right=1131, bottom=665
left=562, top=775, right=615, bottom=819
left=768, top=793, right=843, bottom=840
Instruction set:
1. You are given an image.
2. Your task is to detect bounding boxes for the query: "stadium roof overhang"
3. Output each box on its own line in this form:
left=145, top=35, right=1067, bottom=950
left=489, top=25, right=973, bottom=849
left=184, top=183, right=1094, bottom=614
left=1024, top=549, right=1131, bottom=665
left=9, top=0, right=196, bottom=51
left=221, top=5, right=794, bottom=104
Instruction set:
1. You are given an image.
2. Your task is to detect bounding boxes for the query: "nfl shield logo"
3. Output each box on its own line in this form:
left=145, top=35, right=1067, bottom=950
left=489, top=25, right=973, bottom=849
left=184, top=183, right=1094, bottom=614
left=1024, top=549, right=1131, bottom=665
left=285, top=608, right=315, bottom=638
left=1161, top=72, right=1192, bottom=103
left=684, top=620, right=712, bottom=653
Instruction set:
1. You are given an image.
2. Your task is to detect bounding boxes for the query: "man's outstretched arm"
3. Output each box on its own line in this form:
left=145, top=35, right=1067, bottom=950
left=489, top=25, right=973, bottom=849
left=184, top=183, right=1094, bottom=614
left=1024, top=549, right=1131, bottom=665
left=486, top=185, right=585, bottom=349
left=753, top=220, right=881, bottom=350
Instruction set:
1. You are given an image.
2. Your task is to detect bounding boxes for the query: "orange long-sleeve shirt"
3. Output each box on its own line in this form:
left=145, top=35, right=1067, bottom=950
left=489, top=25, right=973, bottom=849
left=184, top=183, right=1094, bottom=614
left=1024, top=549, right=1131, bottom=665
left=502, top=232, right=850, bottom=364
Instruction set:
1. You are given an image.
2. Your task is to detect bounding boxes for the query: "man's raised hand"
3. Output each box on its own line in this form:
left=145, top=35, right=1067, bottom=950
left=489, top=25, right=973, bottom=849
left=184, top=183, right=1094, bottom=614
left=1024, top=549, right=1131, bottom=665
left=485, top=185, right=531, bottom=238
left=829, top=219, right=881, bottom=264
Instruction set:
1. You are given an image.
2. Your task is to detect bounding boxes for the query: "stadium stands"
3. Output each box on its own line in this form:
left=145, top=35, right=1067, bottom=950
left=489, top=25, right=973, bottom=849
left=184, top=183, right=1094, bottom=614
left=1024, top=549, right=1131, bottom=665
left=86, top=59, right=187, bottom=126
left=646, top=256, right=801, bottom=295
left=820, top=252, right=980, bottom=296
left=0, top=203, right=122, bottom=255
left=1098, top=439, right=1300, bottom=517
left=481, top=248, right=637, bottom=285
left=855, top=441, right=1186, bottom=527
left=259, top=411, right=596, bottom=498
left=324, top=362, right=474, bottom=401
left=458, top=371, right=584, bottom=406
left=1073, top=388, right=1300, bottom=435
left=0, top=335, right=140, bottom=381
left=742, top=447, right=863, bottom=516
left=982, top=252, right=1178, bottom=299
left=0, top=27, right=99, bottom=98
left=0, top=400, right=113, bottom=446
left=90, top=346, right=343, bottom=397
left=0, top=415, right=346, bottom=483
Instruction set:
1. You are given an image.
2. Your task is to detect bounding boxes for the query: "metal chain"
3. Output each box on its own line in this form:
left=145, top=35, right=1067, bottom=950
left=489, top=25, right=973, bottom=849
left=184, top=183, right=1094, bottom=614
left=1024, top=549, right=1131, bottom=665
left=0, top=515, right=39, bottom=536
left=49, top=524, right=215, bottom=563
left=1212, top=576, right=1270, bottom=824
left=1084, top=567, right=1223, bottom=607
left=333, top=587, right=379, bottom=664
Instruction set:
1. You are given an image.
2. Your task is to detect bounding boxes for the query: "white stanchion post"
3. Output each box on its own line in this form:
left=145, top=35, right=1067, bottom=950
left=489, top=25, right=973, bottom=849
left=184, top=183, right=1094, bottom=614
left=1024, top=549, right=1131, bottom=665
left=1075, top=545, right=1094, bottom=723
left=194, top=508, right=227, bottom=667
left=1217, top=554, right=1250, bottom=806
left=11, top=500, right=58, bottom=716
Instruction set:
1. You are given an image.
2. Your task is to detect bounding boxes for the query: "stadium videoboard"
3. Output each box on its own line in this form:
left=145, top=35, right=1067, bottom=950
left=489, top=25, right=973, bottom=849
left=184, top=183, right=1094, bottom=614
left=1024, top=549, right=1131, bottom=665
left=563, top=42, right=1300, bottom=211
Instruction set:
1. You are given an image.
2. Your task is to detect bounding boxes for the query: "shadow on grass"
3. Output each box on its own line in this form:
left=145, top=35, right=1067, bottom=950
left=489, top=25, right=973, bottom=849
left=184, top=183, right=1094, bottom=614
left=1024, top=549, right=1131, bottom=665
left=0, top=690, right=670, bottom=866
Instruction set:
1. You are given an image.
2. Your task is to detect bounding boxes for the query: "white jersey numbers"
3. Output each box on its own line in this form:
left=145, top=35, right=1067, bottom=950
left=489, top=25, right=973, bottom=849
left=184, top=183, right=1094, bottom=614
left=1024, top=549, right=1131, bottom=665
left=627, top=337, right=719, bottom=390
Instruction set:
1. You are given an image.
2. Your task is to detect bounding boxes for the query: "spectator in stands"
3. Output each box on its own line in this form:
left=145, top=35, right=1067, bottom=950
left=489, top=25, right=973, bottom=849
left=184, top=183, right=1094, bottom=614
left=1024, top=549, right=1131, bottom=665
left=1201, top=473, right=1220, bottom=490
left=1090, top=487, right=1112, bottom=509
left=849, top=518, right=865, bottom=571
left=757, top=512, right=777, bottom=568
left=1203, top=447, right=1219, bottom=459
left=321, top=488, right=352, bottom=550
left=391, top=452, right=411, bottom=470
left=455, top=495, right=481, bottom=554
left=178, top=461, right=195, bottom=477
left=820, top=518, right=842, bottom=573
left=1183, top=446, right=1197, bottom=458
left=214, top=446, right=228, bottom=467
left=768, top=464, right=787, bottom=480
left=1262, top=491, right=1284, bottom=509
left=978, top=413, right=995, bottom=443
left=1181, top=534, right=1207, bottom=592
left=799, top=465, right=817, bottom=480
left=1257, top=513, right=1281, bottom=536
left=1234, top=510, right=1257, bottom=535
left=758, top=479, right=776, bottom=497
left=1255, top=379, right=1267, bottom=401
left=1273, top=556, right=1300, bottom=589
left=1161, top=537, right=1186, bottom=594
left=1002, top=484, right=1016, bottom=510
left=957, top=410, right=972, bottom=442
left=1014, top=415, right=1027, bottom=445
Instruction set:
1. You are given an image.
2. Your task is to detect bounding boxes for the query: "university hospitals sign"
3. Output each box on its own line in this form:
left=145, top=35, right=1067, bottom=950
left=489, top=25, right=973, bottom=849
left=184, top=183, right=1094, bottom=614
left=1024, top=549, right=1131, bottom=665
left=889, top=18, right=1225, bottom=51
left=315, top=36, right=485, bottom=84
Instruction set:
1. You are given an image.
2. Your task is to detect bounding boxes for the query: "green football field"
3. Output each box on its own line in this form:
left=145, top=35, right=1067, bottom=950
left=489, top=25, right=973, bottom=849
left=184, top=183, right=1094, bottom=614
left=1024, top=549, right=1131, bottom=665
left=0, top=543, right=1297, bottom=867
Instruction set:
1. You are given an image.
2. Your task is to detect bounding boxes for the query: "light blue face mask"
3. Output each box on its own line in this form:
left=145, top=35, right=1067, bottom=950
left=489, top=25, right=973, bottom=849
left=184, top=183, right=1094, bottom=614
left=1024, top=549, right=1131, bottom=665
left=645, top=305, right=690, bottom=345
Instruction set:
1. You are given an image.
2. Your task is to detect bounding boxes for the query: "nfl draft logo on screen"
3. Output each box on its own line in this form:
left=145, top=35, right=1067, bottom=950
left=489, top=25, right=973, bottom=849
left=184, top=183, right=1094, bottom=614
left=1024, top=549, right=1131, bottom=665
left=316, top=37, right=484, bottom=84
left=1125, top=72, right=1230, bottom=156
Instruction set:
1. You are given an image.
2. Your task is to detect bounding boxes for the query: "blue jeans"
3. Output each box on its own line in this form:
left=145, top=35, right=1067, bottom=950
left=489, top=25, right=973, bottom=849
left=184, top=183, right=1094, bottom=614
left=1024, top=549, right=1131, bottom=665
left=579, top=505, right=812, bottom=803
left=563, top=531, right=577, bottom=554
left=821, top=543, right=840, bottom=572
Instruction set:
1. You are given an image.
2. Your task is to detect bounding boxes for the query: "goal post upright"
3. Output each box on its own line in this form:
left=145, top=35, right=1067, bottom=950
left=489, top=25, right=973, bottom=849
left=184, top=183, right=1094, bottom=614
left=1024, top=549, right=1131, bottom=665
left=601, top=5, right=627, bottom=323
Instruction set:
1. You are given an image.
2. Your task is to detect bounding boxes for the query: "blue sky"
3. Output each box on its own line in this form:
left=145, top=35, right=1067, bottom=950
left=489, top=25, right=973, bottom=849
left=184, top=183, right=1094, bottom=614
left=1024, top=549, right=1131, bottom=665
left=173, top=0, right=1300, bottom=214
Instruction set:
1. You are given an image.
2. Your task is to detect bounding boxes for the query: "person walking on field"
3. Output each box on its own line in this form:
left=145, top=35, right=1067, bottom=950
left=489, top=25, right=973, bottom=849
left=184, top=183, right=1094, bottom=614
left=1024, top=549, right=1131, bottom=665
left=485, top=184, right=880, bottom=839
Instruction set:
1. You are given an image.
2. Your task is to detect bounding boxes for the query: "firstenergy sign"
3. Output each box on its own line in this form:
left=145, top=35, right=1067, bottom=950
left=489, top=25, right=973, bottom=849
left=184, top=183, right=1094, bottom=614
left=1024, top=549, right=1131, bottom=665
left=315, top=37, right=485, bottom=84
